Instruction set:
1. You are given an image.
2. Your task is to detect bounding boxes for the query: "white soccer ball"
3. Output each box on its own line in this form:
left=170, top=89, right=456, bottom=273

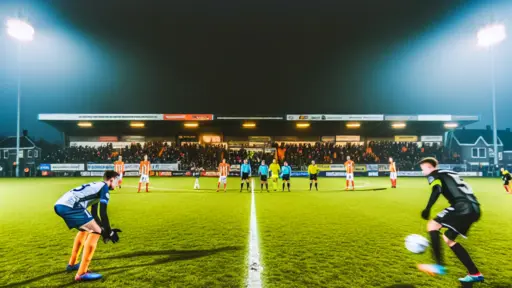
left=405, top=234, right=429, bottom=254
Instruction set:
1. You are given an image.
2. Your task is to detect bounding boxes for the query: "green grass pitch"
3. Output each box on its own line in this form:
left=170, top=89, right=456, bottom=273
left=0, top=176, right=511, bottom=287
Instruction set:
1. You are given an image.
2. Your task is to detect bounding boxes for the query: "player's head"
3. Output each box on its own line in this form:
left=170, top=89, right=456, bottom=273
left=144, top=155, right=148, bottom=161
left=311, top=160, right=315, bottom=165
left=501, top=167, right=505, bottom=173
left=118, top=155, right=123, bottom=161
left=284, top=161, right=288, bottom=166
left=261, top=160, right=265, bottom=165
left=347, top=156, right=351, bottom=161
left=103, top=170, right=120, bottom=190
left=418, top=157, right=438, bottom=176
left=389, top=157, right=393, bottom=163
left=244, top=159, right=248, bottom=164
left=222, top=158, right=226, bottom=164
left=273, top=159, right=277, bottom=164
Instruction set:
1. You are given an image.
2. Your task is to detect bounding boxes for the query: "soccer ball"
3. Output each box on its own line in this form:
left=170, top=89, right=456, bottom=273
left=405, top=234, right=429, bottom=254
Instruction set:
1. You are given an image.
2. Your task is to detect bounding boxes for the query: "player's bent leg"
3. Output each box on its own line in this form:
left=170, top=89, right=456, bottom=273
left=75, top=232, right=102, bottom=281
left=442, top=230, right=483, bottom=282
left=418, top=220, right=446, bottom=275
left=67, top=230, right=88, bottom=271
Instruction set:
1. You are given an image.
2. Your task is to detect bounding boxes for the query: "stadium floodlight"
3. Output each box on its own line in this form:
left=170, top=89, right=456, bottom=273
left=477, top=24, right=506, bottom=47
left=6, top=18, right=34, bottom=42
left=77, top=122, right=93, bottom=128
left=242, top=122, right=256, bottom=128
left=130, top=122, right=145, bottom=128
left=296, top=122, right=310, bottom=128
left=184, top=122, right=199, bottom=128
left=444, top=123, right=458, bottom=129
left=346, top=123, right=360, bottom=128
left=477, top=23, right=506, bottom=166
left=391, top=123, right=406, bottom=129
left=7, top=17, right=34, bottom=178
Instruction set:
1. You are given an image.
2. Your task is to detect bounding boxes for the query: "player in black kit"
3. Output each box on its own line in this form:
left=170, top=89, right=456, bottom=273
left=501, top=168, right=511, bottom=193
left=416, top=157, right=484, bottom=284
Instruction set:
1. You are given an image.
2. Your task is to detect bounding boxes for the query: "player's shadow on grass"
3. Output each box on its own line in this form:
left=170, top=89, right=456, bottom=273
left=1, top=246, right=242, bottom=288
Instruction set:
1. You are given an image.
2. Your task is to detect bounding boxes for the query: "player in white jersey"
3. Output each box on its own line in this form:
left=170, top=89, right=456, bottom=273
left=54, top=171, right=122, bottom=282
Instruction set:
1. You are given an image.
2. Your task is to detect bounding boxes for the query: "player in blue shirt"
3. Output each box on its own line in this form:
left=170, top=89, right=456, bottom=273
left=258, top=160, right=269, bottom=192
left=54, top=171, right=121, bottom=282
left=280, top=161, right=292, bottom=192
left=240, top=159, right=252, bottom=192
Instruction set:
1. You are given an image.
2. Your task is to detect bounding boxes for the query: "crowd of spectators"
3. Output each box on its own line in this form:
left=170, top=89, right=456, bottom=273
left=42, top=141, right=460, bottom=170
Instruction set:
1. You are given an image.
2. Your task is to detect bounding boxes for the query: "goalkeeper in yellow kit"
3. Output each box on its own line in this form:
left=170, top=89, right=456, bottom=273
left=269, top=159, right=281, bottom=192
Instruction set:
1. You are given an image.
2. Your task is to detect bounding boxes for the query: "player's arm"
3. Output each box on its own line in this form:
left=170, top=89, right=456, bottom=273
left=98, top=185, right=121, bottom=243
left=421, top=178, right=442, bottom=220
left=90, top=203, right=102, bottom=227
left=307, top=165, right=311, bottom=175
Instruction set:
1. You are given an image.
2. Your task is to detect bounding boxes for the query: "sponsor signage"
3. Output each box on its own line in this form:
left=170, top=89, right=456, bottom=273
left=355, top=165, right=367, bottom=172
left=178, top=135, right=198, bottom=142
left=321, top=136, right=336, bottom=143
left=163, top=114, right=213, bottom=121
left=216, top=116, right=283, bottom=120
left=384, top=115, right=418, bottom=121
left=229, top=171, right=241, bottom=177
left=451, top=115, right=479, bottom=121
left=317, top=164, right=333, bottom=171
left=124, top=163, right=140, bottom=171
left=458, top=172, right=483, bottom=177
left=421, top=136, right=443, bottom=142
left=336, top=135, right=361, bottom=142
left=88, top=164, right=114, bottom=171
left=70, top=142, right=142, bottom=149
left=39, top=114, right=163, bottom=121
left=87, top=163, right=178, bottom=171
left=98, top=136, right=118, bottom=142
left=368, top=172, right=379, bottom=177
left=325, top=171, right=346, bottom=177
left=125, top=171, right=139, bottom=176
left=39, top=163, right=51, bottom=171
left=204, top=171, right=219, bottom=177
left=159, top=172, right=173, bottom=177
left=172, top=171, right=187, bottom=176
left=397, top=171, right=423, bottom=177
left=286, top=114, right=384, bottom=121
left=330, top=164, right=346, bottom=171
left=202, top=135, right=222, bottom=143
left=231, top=164, right=241, bottom=172
left=417, top=115, right=451, bottom=121
left=248, top=136, right=272, bottom=142
left=378, top=164, right=390, bottom=171
left=291, top=171, right=309, bottom=177
left=80, top=171, right=91, bottom=177
left=366, top=164, right=379, bottom=172
left=51, top=163, right=85, bottom=171
left=394, top=135, right=418, bottom=142
left=151, top=163, right=179, bottom=171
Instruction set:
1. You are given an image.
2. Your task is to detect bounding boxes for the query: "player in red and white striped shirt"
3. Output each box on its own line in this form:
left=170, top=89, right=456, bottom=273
left=217, top=159, right=230, bottom=192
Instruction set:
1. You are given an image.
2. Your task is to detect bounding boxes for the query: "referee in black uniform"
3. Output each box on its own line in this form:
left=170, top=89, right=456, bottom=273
left=417, top=157, right=483, bottom=284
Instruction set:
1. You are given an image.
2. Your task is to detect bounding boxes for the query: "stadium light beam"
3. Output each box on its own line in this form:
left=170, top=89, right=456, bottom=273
left=242, top=122, right=256, bottom=128
left=444, top=123, right=458, bottom=129
left=130, top=122, right=145, bottom=128
left=296, top=123, right=310, bottom=129
left=7, top=18, right=34, bottom=178
left=346, top=123, right=361, bottom=128
left=184, top=122, right=199, bottom=128
left=392, top=123, right=406, bottom=129
left=478, top=23, right=506, bottom=166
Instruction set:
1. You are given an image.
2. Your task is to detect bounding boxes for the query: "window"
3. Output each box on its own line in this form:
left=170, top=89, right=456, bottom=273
left=471, top=147, right=486, bottom=158
left=3, top=150, right=7, bottom=159
left=28, top=150, right=33, bottom=158
left=34, top=150, right=38, bottom=158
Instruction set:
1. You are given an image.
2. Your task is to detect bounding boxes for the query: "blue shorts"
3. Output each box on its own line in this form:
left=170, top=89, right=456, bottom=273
left=54, top=204, right=94, bottom=230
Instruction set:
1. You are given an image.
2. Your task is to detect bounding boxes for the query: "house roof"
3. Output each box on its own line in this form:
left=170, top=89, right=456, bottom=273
left=453, top=129, right=512, bottom=149
left=0, top=136, right=38, bottom=149
left=498, top=130, right=512, bottom=151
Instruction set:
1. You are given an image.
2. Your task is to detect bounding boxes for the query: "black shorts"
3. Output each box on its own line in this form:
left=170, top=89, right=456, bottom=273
left=309, top=174, right=317, bottom=181
left=242, top=173, right=250, bottom=180
left=260, top=175, right=268, bottom=182
left=504, top=180, right=510, bottom=186
left=434, top=202, right=480, bottom=240
left=282, top=174, right=290, bottom=181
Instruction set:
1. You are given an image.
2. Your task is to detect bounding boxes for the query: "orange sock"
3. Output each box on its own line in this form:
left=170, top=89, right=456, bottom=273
left=146, top=183, right=149, bottom=192
left=138, top=183, right=141, bottom=192
left=69, top=231, right=88, bottom=266
left=76, top=233, right=100, bottom=276
left=345, top=180, right=349, bottom=188
left=505, top=185, right=511, bottom=193
left=394, top=179, right=397, bottom=186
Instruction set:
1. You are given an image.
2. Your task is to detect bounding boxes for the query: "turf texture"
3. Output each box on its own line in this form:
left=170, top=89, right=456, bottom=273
left=0, top=176, right=511, bottom=288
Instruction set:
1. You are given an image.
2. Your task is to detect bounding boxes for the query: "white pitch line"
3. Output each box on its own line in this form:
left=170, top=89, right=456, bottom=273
left=247, top=178, right=263, bottom=288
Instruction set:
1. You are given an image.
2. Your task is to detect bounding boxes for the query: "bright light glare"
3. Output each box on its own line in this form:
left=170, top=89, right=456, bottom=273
left=392, top=123, right=406, bottom=129
left=296, top=123, right=310, bottom=128
left=346, top=123, right=360, bottom=128
left=77, top=122, right=92, bottom=128
left=477, top=24, right=506, bottom=47
left=242, top=122, right=256, bottom=128
left=130, top=122, right=145, bottom=128
left=184, top=122, right=199, bottom=128
left=444, top=123, right=458, bottom=129
left=6, top=18, right=34, bottom=41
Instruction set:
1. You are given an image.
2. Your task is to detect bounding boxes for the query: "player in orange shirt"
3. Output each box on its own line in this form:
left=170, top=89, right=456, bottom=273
left=217, top=159, right=230, bottom=192
left=138, top=155, right=151, bottom=193
left=344, top=156, right=355, bottom=190
left=389, top=157, right=397, bottom=188
left=114, top=156, right=125, bottom=189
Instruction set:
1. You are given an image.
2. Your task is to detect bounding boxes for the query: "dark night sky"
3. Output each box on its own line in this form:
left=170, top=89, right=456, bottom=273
left=0, top=0, right=511, bottom=141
